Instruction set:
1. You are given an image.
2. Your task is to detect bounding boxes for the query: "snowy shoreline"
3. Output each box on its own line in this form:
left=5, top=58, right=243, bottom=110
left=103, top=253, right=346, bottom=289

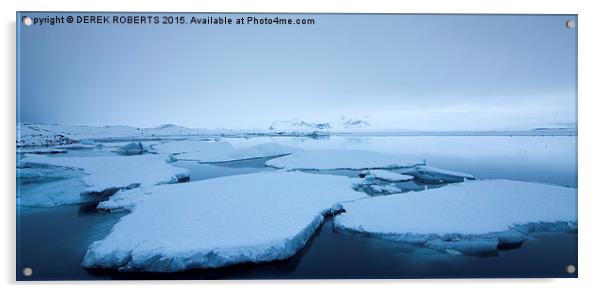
left=17, top=123, right=577, bottom=148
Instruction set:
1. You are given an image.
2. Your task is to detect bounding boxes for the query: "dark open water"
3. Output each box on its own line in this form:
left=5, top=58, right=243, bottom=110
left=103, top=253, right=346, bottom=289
left=16, top=136, right=578, bottom=280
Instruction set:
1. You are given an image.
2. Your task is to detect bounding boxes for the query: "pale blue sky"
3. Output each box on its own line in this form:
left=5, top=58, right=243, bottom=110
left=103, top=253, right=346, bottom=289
left=17, top=13, right=577, bottom=130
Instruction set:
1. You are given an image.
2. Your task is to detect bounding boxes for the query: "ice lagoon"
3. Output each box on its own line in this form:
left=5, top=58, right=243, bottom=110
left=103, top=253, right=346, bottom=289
left=16, top=134, right=577, bottom=279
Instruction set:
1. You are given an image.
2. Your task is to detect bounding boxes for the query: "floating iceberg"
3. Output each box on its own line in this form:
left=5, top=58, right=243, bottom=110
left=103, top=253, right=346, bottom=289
left=334, top=179, right=576, bottom=255
left=265, top=150, right=419, bottom=170
left=113, top=142, right=147, bottom=155
left=96, top=141, right=159, bottom=150
left=83, top=172, right=365, bottom=272
left=20, top=154, right=190, bottom=196
left=360, top=170, right=414, bottom=182
left=154, top=140, right=296, bottom=162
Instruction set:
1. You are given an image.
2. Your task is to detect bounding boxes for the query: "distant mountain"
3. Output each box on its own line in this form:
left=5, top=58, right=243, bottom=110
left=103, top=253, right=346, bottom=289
left=531, top=127, right=575, bottom=131
left=339, top=117, right=370, bottom=129
left=269, top=119, right=332, bottom=131
left=16, top=121, right=577, bottom=148
left=142, top=124, right=202, bottom=136
left=268, top=117, right=371, bottom=132
left=16, top=123, right=221, bottom=147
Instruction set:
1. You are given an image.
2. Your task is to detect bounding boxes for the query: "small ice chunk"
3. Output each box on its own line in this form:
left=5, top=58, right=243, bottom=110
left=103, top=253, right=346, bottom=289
left=335, top=179, right=576, bottom=254
left=360, top=170, right=414, bottom=182
left=266, top=150, right=419, bottom=170
left=444, top=249, right=462, bottom=256
left=20, top=154, right=189, bottom=195
left=83, top=172, right=365, bottom=272
left=353, top=177, right=402, bottom=195
left=368, top=184, right=402, bottom=195
left=114, top=142, right=146, bottom=155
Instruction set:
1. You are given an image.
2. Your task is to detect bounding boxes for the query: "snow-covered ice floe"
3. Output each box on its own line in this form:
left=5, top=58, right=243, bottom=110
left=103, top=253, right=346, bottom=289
left=360, top=170, right=414, bottom=182
left=334, top=179, right=576, bottom=255
left=83, top=172, right=365, bottom=272
left=154, top=140, right=297, bottom=162
left=402, top=165, right=475, bottom=183
left=265, top=150, right=420, bottom=170
left=18, top=178, right=90, bottom=207
left=20, top=154, right=189, bottom=197
left=17, top=164, right=82, bottom=185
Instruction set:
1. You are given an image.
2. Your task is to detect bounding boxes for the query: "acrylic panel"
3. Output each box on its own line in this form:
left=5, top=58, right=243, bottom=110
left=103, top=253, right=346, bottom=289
left=16, top=12, right=577, bottom=280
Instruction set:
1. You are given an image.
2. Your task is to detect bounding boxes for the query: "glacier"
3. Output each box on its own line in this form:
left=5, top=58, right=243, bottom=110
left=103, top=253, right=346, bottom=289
left=334, top=179, right=577, bottom=255
left=82, top=172, right=365, bottom=272
left=267, top=117, right=370, bottom=132
left=20, top=154, right=190, bottom=197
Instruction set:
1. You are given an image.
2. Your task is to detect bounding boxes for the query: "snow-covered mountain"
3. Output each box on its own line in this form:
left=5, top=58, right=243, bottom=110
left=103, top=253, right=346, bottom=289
left=340, top=117, right=370, bottom=129
left=268, top=117, right=371, bottom=132
left=269, top=119, right=331, bottom=131
left=17, top=120, right=576, bottom=148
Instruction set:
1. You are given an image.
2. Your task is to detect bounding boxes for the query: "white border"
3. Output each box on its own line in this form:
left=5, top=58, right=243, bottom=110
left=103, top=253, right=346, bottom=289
left=2, top=0, right=601, bottom=292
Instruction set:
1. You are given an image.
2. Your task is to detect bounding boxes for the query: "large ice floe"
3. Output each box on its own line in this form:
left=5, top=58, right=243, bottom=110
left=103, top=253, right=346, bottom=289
left=20, top=154, right=189, bottom=197
left=17, top=164, right=90, bottom=207
left=82, top=172, right=365, bottom=272
left=334, top=179, right=577, bottom=255
left=265, top=150, right=420, bottom=170
left=18, top=178, right=89, bottom=207
left=153, top=140, right=297, bottom=162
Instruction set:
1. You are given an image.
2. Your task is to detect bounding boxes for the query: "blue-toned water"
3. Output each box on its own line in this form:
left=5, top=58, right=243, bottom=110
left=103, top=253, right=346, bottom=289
left=225, top=135, right=577, bottom=188
left=16, top=135, right=577, bottom=280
